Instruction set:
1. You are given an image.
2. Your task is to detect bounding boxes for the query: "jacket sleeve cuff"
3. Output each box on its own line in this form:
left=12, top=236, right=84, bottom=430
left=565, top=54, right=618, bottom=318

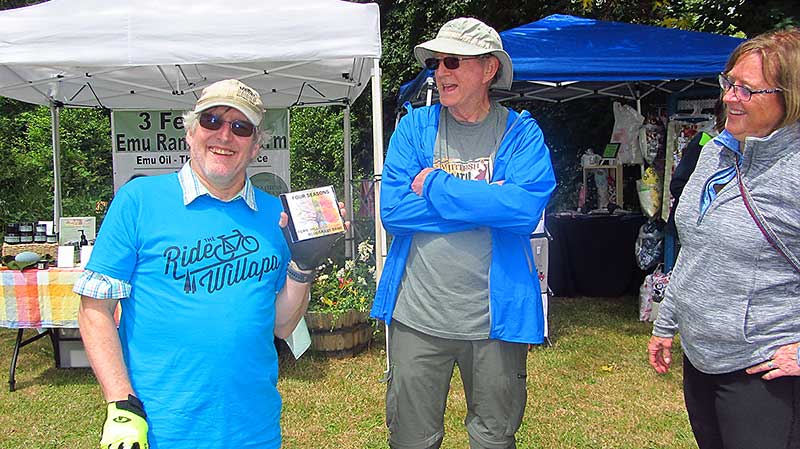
left=651, top=319, right=677, bottom=338
left=796, top=344, right=800, bottom=368
left=421, top=168, right=442, bottom=199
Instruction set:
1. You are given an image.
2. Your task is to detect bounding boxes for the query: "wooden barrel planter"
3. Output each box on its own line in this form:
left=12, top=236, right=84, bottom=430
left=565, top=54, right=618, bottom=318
left=304, top=309, right=373, bottom=358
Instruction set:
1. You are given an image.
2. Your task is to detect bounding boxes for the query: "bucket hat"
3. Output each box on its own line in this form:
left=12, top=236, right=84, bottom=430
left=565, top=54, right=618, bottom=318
left=414, top=17, right=513, bottom=90
left=193, top=79, right=264, bottom=126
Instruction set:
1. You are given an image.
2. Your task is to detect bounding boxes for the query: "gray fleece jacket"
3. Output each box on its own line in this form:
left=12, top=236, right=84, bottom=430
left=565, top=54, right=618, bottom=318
left=653, top=122, right=800, bottom=374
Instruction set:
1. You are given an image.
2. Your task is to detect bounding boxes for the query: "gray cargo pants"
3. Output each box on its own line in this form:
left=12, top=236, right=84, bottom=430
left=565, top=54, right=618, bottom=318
left=386, top=321, right=528, bottom=449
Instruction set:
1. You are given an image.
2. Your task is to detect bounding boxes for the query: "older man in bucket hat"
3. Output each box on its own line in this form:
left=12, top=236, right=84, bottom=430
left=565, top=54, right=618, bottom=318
left=371, top=17, right=556, bottom=449
left=75, top=79, right=340, bottom=449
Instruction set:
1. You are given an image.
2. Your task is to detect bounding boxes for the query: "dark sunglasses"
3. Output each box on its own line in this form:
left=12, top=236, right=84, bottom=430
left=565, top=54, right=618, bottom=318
left=198, top=112, right=256, bottom=138
left=424, top=55, right=488, bottom=71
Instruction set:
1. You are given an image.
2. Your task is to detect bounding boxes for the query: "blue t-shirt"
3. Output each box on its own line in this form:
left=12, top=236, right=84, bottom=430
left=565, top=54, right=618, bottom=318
left=86, top=173, right=289, bottom=449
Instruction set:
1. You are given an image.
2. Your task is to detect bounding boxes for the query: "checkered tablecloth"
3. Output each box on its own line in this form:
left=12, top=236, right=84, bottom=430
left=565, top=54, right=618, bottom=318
left=0, top=268, right=84, bottom=328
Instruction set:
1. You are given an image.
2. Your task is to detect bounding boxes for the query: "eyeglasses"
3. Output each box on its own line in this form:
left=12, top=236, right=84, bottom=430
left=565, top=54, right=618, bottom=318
left=198, top=112, right=256, bottom=138
left=718, top=73, right=782, bottom=102
left=424, top=55, right=488, bottom=71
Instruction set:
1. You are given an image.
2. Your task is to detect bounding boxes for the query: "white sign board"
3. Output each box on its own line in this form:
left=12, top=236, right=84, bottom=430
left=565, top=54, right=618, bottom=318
left=58, top=216, right=96, bottom=246
left=111, top=109, right=291, bottom=196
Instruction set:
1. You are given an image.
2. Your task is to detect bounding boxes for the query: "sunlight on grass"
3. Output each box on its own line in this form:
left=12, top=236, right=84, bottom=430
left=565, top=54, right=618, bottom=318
left=0, top=297, right=696, bottom=449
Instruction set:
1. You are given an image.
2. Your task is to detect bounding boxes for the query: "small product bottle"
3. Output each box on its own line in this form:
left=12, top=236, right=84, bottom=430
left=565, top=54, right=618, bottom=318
left=18, top=222, right=34, bottom=243
left=79, top=229, right=89, bottom=247
left=4, top=223, right=20, bottom=244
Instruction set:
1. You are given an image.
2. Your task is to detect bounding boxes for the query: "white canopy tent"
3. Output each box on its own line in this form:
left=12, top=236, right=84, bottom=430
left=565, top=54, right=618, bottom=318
left=0, top=0, right=386, bottom=267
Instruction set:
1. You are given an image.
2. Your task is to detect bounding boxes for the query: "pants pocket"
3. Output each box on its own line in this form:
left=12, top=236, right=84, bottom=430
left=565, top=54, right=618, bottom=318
left=504, top=361, right=528, bottom=437
left=385, top=364, right=398, bottom=432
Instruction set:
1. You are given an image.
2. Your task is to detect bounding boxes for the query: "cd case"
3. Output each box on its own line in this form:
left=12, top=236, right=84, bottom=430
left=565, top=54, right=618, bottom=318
left=280, top=186, right=345, bottom=242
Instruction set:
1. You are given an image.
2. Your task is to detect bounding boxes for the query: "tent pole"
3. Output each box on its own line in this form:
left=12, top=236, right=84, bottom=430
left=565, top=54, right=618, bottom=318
left=50, top=101, right=62, bottom=233
left=425, top=76, right=435, bottom=106
left=636, top=91, right=645, bottom=177
left=370, top=59, right=386, bottom=281
left=371, top=58, right=392, bottom=385
left=343, top=105, right=354, bottom=259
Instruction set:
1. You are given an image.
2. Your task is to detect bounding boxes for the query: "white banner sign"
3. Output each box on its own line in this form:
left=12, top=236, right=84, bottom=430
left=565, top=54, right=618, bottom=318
left=111, top=109, right=290, bottom=196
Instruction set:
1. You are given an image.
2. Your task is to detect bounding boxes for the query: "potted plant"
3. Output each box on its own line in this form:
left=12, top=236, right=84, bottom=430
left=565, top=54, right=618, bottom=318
left=305, top=240, right=376, bottom=355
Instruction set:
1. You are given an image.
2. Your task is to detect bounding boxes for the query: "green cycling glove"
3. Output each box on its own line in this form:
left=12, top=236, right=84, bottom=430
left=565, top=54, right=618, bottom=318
left=99, top=394, right=149, bottom=449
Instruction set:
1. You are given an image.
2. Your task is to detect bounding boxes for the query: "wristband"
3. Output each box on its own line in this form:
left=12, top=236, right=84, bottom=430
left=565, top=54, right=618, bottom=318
left=287, top=261, right=315, bottom=284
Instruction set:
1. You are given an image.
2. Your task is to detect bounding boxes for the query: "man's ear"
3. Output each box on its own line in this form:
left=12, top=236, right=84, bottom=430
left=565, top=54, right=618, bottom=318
left=483, top=56, right=500, bottom=84
left=248, top=138, right=261, bottom=160
left=185, top=126, right=195, bottom=149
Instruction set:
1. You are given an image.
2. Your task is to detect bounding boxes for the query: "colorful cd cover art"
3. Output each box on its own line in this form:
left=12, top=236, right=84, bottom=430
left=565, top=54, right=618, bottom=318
left=280, top=186, right=345, bottom=242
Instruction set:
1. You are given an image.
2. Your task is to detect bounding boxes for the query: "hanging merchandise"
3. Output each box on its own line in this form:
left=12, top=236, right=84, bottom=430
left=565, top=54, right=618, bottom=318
left=611, top=102, right=645, bottom=164
left=639, top=264, right=671, bottom=322
left=640, top=112, right=666, bottom=164
left=606, top=171, right=617, bottom=208
left=594, top=169, right=609, bottom=209
left=639, top=275, right=655, bottom=321
left=636, top=166, right=662, bottom=218
left=635, top=219, right=664, bottom=270
left=577, top=184, right=587, bottom=212
left=661, top=115, right=715, bottom=221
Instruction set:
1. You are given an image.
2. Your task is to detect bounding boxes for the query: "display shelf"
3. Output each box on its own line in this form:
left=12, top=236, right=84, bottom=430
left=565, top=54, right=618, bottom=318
left=581, top=163, right=623, bottom=209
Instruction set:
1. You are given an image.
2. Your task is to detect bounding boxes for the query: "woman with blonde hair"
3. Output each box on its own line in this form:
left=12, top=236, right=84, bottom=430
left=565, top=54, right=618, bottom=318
left=648, top=27, right=800, bottom=449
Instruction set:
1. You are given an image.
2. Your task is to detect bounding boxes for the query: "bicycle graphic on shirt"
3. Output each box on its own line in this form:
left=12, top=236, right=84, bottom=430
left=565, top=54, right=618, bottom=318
left=214, top=229, right=259, bottom=261
left=178, top=229, right=260, bottom=293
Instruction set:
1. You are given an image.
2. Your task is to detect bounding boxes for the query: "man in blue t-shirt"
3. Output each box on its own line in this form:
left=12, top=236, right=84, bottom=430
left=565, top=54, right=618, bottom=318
left=74, top=79, right=334, bottom=449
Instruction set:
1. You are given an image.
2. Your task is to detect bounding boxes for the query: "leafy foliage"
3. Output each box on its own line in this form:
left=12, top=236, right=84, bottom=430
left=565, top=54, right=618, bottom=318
left=0, top=99, right=113, bottom=229
left=288, top=106, right=368, bottom=193
left=676, top=0, right=799, bottom=37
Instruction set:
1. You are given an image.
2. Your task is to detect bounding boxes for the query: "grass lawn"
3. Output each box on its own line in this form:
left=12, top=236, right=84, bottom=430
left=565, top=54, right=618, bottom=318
left=0, top=296, right=695, bottom=449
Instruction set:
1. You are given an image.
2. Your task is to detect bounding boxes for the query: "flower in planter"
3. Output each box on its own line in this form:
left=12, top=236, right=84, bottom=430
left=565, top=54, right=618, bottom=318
left=309, top=240, right=376, bottom=321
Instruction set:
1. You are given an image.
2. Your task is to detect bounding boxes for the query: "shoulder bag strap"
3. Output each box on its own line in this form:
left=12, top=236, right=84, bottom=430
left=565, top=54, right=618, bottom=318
left=734, top=162, right=800, bottom=274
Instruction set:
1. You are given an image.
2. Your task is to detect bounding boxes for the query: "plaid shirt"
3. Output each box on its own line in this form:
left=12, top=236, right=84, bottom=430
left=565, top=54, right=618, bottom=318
left=73, top=162, right=257, bottom=299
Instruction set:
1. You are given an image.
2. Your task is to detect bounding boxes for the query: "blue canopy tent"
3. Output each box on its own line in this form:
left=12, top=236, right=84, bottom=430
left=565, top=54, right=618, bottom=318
left=393, top=15, right=746, bottom=301
left=399, top=14, right=745, bottom=108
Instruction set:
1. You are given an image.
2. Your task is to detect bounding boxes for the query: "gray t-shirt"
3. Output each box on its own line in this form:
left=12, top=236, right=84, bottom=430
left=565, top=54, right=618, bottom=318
left=393, top=102, right=509, bottom=340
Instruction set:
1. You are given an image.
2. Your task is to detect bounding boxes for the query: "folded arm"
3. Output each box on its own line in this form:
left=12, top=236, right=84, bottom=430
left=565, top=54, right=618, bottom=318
left=380, top=111, right=478, bottom=236
left=421, top=122, right=556, bottom=235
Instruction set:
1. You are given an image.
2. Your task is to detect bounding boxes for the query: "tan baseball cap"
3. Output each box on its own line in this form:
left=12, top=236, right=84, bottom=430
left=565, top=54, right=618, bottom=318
left=414, top=17, right=513, bottom=90
left=193, top=79, right=264, bottom=126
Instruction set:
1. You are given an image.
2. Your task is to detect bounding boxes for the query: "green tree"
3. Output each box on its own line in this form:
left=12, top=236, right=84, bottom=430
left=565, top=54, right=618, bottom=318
left=0, top=100, right=113, bottom=228
left=674, top=0, right=799, bottom=37
left=289, top=106, right=366, bottom=193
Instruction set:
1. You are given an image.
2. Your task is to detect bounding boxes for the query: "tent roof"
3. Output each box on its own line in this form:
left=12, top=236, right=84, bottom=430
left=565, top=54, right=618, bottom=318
left=506, top=14, right=743, bottom=82
left=0, top=0, right=381, bottom=109
left=399, top=14, right=744, bottom=106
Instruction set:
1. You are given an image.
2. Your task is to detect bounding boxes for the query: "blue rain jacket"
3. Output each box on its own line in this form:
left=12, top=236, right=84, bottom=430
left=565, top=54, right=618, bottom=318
left=371, top=103, right=556, bottom=343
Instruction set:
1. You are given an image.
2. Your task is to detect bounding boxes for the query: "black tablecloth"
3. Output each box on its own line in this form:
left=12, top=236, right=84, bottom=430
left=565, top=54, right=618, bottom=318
left=546, top=213, right=647, bottom=297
